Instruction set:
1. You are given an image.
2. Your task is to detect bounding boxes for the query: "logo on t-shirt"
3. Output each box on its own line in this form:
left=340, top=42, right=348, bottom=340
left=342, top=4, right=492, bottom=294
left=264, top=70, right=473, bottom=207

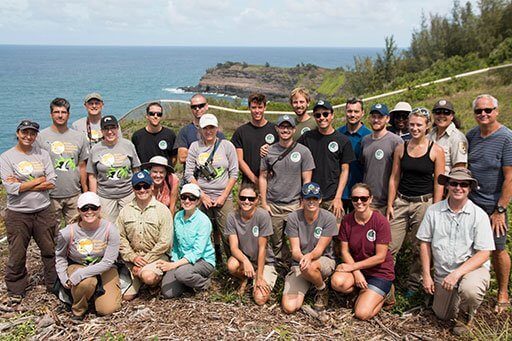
left=314, top=226, right=323, bottom=239
left=265, top=134, right=275, bottom=144
left=374, top=149, right=384, bottom=160
left=301, top=127, right=311, bottom=135
left=252, top=225, right=259, bottom=237
left=328, top=141, right=339, bottom=153
left=290, top=152, right=301, bottom=163
left=459, top=141, right=467, bottom=154
left=158, top=140, right=168, bottom=150
left=366, top=229, right=376, bottom=242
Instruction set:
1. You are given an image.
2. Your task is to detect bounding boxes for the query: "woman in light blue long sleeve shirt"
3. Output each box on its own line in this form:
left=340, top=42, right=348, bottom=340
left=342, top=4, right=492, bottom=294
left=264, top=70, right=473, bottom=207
left=157, top=183, right=215, bottom=298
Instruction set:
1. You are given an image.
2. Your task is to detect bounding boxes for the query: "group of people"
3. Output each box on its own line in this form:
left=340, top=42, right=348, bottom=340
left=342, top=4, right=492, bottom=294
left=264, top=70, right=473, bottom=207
left=0, top=89, right=510, bottom=335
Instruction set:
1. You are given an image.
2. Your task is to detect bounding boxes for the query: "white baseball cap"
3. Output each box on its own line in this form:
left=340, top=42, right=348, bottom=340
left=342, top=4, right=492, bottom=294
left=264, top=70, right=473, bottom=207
left=180, top=183, right=201, bottom=198
left=77, top=192, right=101, bottom=208
left=199, top=113, right=218, bottom=128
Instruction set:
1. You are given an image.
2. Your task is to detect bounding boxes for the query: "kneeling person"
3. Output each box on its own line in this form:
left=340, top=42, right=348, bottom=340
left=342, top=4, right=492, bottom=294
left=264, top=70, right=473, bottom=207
left=331, top=183, right=395, bottom=320
left=225, top=183, right=277, bottom=305
left=117, top=171, right=173, bottom=300
left=158, top=184, right=216, bottom=298
left=282, top=182, right=338, bottom=313
left=417, top=168, right=495, bottom=335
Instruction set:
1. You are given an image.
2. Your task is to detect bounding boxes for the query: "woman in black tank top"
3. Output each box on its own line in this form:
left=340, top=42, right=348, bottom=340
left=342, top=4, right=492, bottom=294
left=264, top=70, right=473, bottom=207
left=385, top=107, right=445, bottom=296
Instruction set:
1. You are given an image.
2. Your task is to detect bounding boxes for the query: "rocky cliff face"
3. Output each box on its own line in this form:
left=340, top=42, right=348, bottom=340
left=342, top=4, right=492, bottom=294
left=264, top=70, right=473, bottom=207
left=181, top=62, right=343, bottom=101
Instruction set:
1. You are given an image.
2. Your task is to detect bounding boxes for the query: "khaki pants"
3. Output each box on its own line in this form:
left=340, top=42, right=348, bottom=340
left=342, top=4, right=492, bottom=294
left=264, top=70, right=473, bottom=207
left=124, top=257, right=167, bottom=296
left=389, top=195, right=432, bottom=290
left=268, top=201, right=300, bottom=264
left=51, top=194, right=79, bottom=231
left=370, top=204, right=387, bottom=216
left=283, top=256, right=336, bottom=296
left=67, top=264, right=121, bottom=317
left=99, top=192, right=135, bottom=224
left=432, top=267, right=490, bottom=320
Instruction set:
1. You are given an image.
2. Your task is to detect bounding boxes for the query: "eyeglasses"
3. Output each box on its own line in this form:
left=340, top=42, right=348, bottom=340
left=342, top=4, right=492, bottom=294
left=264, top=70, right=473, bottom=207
left=239, top=195, right=257, bottom=202
left=147, top=111, right=163, bottom=117
left=433, top=109, right=453, bottom=115
left=448, top=181, right=470, bottom=188
left=180, top=194, right=198, bottom=202
left=474, top=107, right=495, bottom=115
left=79, top=204, right=100, bottom=212
left=133, top=183, right=151, bottom=191
left=313, top=111, right=331, bottom=119
left=190, top=103, right=207, bottom=110
left=351, top=196, right=370, bottom=203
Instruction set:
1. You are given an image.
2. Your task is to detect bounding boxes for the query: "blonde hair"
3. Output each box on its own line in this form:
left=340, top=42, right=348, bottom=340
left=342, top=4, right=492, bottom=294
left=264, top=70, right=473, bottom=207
left=289, top=87, right=310, bottom=104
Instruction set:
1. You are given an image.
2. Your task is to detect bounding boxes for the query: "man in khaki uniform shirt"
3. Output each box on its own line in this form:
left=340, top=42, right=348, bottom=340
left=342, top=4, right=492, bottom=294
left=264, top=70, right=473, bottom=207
left=117, top=171, right=173, bottom=300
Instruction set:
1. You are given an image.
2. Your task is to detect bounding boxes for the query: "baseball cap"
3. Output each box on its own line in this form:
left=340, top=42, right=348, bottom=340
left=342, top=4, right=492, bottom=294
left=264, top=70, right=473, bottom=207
left=369, top=103, right=389, bottom=116
left=17, top=120, right=40, bottom=132
left=432, top=99, right=455, bottom=112
left=199, top=113, right=218, bottom=128
left=132, top=171, right=153, bottom=187
left=313, top=100, right=333, bottom=112
left=77, top=191, right=101, bottom=208
left=390, top=102, right=412, bottom=114
left=276, top=114, right=296, bottom=127
left=438, top=167, right=478, bottom=190
left=100, top=115, right=119, bottom=130
left=84, top=92, right=103, bottom=103
left=181, top=183, right=201, bottom=198
left=301, top=182, right=322, bottom=199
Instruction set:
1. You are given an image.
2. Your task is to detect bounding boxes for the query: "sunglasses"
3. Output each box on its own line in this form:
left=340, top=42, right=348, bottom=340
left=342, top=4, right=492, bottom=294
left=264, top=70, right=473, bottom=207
left=79, top=204, right=100, bottom=212
left=190, top=103, right=207, bottom=110
left=302, top=184, right=320, bottom=195
left=133, top=183, right=151, bottom=191
left=180, top=194, right=198, bottom=202
left=313, top=111, right=331, bottom=119
left=448, top=181, right=470, bottom=188
left=351, top=196, right=370, bottom=203
left=239, top=195, right=257, bottom=202
left=147, top=111, right=163, bottom=117
left=474, top=107, right=495, bottom=115
left=433, top=109, right=453, bottom=115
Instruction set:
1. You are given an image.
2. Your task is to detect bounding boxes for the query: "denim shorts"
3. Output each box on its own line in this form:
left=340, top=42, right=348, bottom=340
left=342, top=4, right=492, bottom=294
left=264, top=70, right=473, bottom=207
left=367, top=276, right=393, bottom=297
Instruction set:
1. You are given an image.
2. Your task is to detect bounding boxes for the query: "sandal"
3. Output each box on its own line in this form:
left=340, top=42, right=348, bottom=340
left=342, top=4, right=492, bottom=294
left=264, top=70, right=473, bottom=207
left=494, top=301, right=511, bottom=314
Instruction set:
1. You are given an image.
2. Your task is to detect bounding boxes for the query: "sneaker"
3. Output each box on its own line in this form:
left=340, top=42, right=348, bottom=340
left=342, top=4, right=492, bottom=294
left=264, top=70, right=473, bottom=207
left=313, top=286, right=329, bottom=311
left=452, top=320, right=471, bottom=336
left=71, top=314, right=85, bottom=321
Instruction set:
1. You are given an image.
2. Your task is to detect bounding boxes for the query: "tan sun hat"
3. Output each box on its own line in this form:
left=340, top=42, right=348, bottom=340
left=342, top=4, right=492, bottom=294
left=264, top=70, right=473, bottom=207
left=438, top=167, right=478, bottom=190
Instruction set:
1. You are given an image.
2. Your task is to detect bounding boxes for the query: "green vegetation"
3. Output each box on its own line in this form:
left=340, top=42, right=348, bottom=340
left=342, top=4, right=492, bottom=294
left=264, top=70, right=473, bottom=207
left=0, top=319, right=36, bottom=341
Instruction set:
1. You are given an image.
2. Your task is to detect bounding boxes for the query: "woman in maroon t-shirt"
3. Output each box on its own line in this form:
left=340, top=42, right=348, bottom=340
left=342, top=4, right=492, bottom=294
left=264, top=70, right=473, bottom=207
left=331, top=183, right=395, bottom=320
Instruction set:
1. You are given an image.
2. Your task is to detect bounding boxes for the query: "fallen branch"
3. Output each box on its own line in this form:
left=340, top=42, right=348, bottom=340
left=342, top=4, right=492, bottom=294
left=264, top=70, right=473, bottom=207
left=0, top=316, right=32, bottom=332
left=374, top=317, right=401, bottom=340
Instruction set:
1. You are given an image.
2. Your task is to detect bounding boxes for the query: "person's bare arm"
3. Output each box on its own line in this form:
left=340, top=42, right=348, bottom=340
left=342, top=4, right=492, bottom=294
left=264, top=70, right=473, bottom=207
left=236, top=148, right=257, bottom=184
left=491, top=165, right=512, bottom=237
left=330, top=163, right=349, bottom=218
left=387, top=144, right=403, bottom=220
left=79, top=160, right=88, bottom=192
left=420, top=241, right=435, bottom=294
left=432, top=144, right=445, bottom=203
left=178, top=147, right=188, bottom=164
left=88, top=173, right=97, bottom=193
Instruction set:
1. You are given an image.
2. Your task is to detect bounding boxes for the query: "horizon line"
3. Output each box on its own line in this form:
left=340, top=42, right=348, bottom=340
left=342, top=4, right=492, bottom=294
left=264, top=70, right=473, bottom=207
left=0, top=43, right=407, bottom=49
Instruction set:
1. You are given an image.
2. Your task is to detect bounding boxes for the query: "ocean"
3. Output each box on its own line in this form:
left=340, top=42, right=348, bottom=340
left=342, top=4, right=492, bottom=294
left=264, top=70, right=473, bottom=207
left=0, top=45, right=379, bottom=153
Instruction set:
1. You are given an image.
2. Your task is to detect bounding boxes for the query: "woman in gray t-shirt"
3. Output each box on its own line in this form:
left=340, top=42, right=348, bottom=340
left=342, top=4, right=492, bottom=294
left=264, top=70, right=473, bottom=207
left=185, top=114, right=238, bottom=265
left=225, top=183, right=277, bottom=305
left=0, top=120, right=57, bottom=302
left=55, top=191, right=121, bottom=320
left=86, top=115, right=141, bottom=223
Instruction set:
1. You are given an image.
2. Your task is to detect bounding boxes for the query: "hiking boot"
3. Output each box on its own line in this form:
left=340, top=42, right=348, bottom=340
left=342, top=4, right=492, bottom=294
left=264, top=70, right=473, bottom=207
left=313, top=286, right=329, bottom=311
left=71, top=313, right=85, bottom=321
left=452, top=319, right=472, bottom=336
left=384, top=284, right=396, bottom=309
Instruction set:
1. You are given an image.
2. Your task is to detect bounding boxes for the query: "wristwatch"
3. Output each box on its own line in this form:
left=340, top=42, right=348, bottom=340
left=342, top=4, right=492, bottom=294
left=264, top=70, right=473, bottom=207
left=496, top=205, right=507, bottom=214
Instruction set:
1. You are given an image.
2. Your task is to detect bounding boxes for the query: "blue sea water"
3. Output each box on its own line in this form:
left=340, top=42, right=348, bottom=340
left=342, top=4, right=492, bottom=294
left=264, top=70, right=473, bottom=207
left=0, top=45, right=379, bottom=153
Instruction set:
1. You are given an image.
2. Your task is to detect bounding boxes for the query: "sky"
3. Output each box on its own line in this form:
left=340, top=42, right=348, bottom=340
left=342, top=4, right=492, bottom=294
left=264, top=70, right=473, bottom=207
left=0, top=0, right=478, bottom=48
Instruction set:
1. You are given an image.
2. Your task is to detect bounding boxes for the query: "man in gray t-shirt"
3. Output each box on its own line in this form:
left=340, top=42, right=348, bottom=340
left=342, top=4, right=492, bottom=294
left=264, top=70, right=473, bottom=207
left=38, top=98, right=89, bottom=227
left=361, top=105, right=403, bottom=213
left=260, top=115, right=315, bottom=266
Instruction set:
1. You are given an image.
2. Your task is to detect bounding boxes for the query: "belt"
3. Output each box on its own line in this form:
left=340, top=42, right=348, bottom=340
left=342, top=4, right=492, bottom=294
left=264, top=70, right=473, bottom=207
left=397, top=192, right=432, bottom=203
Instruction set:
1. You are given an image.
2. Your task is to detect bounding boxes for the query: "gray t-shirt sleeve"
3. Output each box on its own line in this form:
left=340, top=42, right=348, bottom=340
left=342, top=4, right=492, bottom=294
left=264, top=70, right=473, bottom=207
left=55, top=227, right=71, bottom=285
left=301, top=145, right=316, bottom=172
left=128, top=139, right=141, bottom=168
left=285, top=212, right=299, bottom=237
left=184, top=141, right=199, bottom=182
left=42, top=149, right=57, bottom=184
left=225, top=141, right=239, bottom=178
left=224, top=213, right=237, bottom=236
left=258, top=210, right=273, bottom=237
left=321, top=211, right=338, bottom=237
